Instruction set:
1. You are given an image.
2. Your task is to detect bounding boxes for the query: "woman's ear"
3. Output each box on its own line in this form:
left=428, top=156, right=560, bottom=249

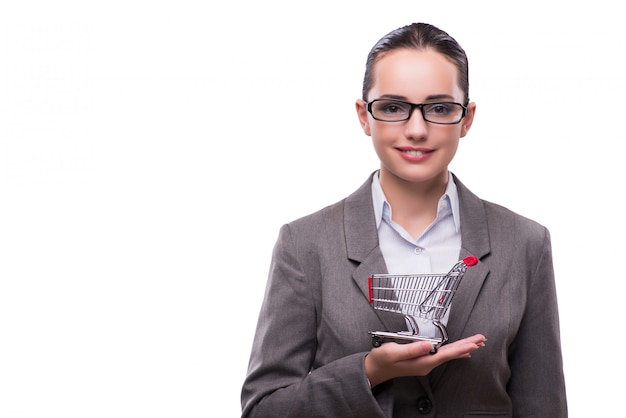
left=460, top=102, right=476, bottom=138
left=356, top=99, right=372, bottom=136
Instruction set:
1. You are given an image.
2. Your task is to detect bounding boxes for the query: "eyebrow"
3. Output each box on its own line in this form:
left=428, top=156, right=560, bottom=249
left=378, top=93, right=457, bottom=102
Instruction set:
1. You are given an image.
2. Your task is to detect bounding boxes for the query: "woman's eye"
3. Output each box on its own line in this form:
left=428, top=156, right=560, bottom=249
left=426, top=104, right=451, bottom=114
left=381, top=102, right=407, bottom=114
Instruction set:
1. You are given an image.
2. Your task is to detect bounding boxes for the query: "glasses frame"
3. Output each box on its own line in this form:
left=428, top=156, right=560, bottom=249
left=366, top=99, right=468, bottom=125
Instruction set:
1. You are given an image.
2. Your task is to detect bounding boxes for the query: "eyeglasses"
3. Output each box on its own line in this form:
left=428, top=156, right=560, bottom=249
left=366, top=99, right=467, bottom=124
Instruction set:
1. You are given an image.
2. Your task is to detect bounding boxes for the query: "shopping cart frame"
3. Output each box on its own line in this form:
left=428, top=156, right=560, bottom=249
left=368, top=256, right=478, bottom=353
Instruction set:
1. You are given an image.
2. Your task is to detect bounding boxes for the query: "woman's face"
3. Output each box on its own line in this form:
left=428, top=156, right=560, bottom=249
left=356, top=48, right=475, bottom=187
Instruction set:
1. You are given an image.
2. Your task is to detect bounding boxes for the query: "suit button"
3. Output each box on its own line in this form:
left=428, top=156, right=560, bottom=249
left=417, top=396, right=432, bottom=414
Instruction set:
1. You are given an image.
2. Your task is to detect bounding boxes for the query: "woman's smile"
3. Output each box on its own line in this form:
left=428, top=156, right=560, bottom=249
left=398, top=147, right=434, bottom=162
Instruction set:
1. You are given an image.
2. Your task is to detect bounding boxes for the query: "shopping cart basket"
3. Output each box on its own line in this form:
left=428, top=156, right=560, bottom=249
left=368, top=256, right=479, bottom=353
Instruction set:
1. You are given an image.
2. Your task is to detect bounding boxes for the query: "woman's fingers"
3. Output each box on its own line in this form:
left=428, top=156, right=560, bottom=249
left=435, top=334, right=487, bottom=359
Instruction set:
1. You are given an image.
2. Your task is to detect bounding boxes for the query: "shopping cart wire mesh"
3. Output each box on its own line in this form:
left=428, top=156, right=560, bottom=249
left=368, top=255, right=478, bottom=353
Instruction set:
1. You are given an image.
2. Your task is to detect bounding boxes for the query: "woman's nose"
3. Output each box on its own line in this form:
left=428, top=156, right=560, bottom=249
left=404, top=108, right=428, bottom=140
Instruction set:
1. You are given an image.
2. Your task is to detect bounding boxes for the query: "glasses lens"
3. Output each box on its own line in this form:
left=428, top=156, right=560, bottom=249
left=371, top=100, right=410, bottom=121
left=422, top=103, right=464, bottom=124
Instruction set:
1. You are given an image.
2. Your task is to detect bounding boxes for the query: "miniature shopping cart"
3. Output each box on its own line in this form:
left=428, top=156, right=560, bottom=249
left=368, top=256, right=479, bottom=353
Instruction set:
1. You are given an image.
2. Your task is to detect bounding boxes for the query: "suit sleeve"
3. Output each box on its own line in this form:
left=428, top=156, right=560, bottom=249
left=507, top=228, right=568, bottom=417
left=241, top=224, right=388, bottom=418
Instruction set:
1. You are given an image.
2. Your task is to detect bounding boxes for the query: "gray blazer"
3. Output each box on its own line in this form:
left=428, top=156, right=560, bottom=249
left=241, top=173, right=567, bottom=417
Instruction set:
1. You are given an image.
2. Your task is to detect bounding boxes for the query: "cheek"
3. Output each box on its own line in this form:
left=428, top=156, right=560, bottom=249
left=369, top=123, right=396, bottom=141
left=439, top=126, right=463, bottom=143
left=441, top=135, right=461, bottom=160
left=369, top=127, right=389, bottom=149
left=370, top=126, right=401, bottom=161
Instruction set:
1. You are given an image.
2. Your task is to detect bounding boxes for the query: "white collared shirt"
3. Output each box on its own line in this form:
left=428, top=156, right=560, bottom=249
left=371, top=171, right=462, bottom=333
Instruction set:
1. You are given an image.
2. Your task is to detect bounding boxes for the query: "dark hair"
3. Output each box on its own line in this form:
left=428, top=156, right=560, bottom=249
left=362, top=23, right=469, bottom=105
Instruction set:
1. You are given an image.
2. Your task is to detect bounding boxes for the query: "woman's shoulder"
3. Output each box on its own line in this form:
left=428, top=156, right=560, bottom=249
left=454, top=174, right=550, bottom=239
left=482, top=199, right=548, bottom=234
left=285, top=175, right=374, bottom=230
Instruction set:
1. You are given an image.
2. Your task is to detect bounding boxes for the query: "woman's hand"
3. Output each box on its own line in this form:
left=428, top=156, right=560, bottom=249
left=364, top=334, right=486, bottom=387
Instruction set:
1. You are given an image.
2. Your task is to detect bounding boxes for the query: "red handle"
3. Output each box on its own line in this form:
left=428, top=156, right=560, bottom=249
left=462, top=256, right=479, bottom=267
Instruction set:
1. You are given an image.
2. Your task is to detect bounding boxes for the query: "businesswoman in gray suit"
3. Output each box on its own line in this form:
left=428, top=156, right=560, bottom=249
left=241, top=22, right=567, bottom=417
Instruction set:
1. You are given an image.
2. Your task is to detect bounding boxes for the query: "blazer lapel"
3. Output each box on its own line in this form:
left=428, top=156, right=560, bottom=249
left=446, top=175, right=491, bottom=341
left=346, top=174, right=407, bottom=332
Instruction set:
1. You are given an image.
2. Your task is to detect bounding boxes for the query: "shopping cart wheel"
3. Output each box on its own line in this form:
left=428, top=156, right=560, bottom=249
left=371, top=336, right=383, bottom=347
left=429, top=343, right=438, bottom=355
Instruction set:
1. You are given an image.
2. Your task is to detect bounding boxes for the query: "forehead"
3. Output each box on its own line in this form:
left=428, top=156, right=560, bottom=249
left=370, top=48, right=462, bottom=101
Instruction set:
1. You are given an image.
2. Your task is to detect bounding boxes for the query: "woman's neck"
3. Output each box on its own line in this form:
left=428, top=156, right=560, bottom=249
left=378, top=170, right=449, bottom=239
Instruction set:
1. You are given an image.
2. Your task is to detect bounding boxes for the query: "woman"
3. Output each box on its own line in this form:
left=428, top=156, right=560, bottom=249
left=241, top=22, right=567, bottom=417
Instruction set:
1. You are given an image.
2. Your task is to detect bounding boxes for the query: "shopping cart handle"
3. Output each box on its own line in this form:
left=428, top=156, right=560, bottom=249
left=462, top=256, right=479, bottom=266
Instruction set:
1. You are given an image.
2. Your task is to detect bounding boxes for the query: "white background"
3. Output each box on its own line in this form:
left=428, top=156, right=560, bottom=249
left=1, top=1, right=624, bottom=417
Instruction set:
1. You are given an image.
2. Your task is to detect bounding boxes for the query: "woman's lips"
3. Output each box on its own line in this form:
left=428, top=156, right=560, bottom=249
left=398, top=148, right=433, bottom=161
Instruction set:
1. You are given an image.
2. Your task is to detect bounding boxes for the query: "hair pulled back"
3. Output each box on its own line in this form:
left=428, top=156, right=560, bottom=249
left=362, top=23, right=469, bottom=105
